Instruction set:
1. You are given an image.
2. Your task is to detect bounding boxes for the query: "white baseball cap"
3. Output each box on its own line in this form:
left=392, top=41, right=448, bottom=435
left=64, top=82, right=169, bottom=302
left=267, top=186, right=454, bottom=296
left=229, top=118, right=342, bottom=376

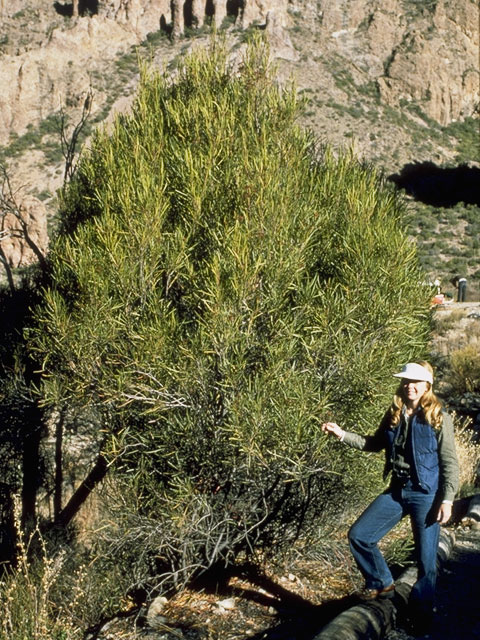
left=392, top=362, right=433, bottom=384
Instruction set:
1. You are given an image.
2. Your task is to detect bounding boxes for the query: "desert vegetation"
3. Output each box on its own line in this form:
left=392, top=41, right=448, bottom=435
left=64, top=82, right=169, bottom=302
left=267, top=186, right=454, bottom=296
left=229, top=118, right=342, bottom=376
left=432, top=306, right=480, bottom=387
left=404, top=200, right=479, bottom=298
left=0, top=35, right=446, bottom=636
left=0, top=31, right=478, bottom=639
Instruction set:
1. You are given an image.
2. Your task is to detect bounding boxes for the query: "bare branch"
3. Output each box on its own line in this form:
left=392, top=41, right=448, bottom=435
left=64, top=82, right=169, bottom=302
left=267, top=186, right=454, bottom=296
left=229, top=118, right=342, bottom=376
left=0, top=246, right=15, bottom=291
left=119, top=370, right=190, bottom=410
left=59, top=89, right=93, bottom=186
left=0, top=165, right=47, bottom=285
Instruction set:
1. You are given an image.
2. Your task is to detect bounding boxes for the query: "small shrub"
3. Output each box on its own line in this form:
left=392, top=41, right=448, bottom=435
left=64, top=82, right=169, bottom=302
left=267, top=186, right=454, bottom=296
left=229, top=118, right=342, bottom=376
left=417, top=217, right=436, bottom=233
left=0, top=505, right=79, bottom=640
left=444, top=116, right=480, bottom=163
left=0, top=501, right=130, bottom=639
left=435, top=238, right=448, bottom=251
left=383, top=519, right=414, bottom=568
left=432, top=308, right=466, bottom=334
left=445, top=257, right=467, bottom=272
left=449, top=345, right=480, bottom=393
left=35, top=190, right=53, bottom=202
left=220, top=14, right=236, bottom=30
left=144, top=29, right=169, bottom=46
left=454, top=415, right=480, bottom=494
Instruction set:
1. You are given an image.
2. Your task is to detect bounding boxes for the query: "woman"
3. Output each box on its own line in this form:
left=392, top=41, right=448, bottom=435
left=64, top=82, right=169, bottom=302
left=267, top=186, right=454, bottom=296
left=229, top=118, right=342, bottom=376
left=322, top=361, right=459, bottom=627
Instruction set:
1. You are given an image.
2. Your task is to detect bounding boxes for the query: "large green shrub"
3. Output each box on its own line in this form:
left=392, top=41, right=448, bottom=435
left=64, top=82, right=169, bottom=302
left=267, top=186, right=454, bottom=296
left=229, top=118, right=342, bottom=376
left=28, top=37, right=431, bottom=592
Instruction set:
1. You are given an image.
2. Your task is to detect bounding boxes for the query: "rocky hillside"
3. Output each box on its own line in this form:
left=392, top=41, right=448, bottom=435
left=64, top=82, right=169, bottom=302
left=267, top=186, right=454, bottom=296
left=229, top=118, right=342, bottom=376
left=0, top=0, right=478, bottom=274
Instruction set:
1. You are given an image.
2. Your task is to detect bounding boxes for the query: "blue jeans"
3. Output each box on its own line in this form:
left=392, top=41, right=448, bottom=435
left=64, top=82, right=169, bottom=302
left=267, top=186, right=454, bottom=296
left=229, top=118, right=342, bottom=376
left=348, top=480, right=440, bottom=612
left=457, top=281, right=466, bottom=302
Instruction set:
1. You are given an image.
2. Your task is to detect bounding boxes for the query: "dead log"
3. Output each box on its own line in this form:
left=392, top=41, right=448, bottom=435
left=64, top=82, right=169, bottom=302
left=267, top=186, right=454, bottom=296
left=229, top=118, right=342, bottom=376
left=461, top=493, right=480, bottom=530
left=437, top=525, right=456, bottom=562
left=313, top=528, right=456, bottom=640
left=314, top=597, right=397, bottom=640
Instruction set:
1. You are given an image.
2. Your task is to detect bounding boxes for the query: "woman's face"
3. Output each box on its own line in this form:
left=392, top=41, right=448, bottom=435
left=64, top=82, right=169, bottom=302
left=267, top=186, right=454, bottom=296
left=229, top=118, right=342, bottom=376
left=401, top=378, right=429, bottom=406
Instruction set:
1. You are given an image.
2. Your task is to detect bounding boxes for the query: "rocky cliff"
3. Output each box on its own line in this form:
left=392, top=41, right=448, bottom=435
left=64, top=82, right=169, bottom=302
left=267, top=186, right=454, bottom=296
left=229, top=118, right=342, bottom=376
left=313, top=0, right=478, bottom=126
left=0, top=1, right=290, bottom=147
left=0, top=1, right=291, bottom=268
left=0, top=0, right=478, bottom=271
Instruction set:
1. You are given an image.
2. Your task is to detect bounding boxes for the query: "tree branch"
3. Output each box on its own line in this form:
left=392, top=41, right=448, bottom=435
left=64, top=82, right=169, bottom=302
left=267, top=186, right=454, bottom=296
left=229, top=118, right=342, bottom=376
left=59, top=89, right=93, bottom=186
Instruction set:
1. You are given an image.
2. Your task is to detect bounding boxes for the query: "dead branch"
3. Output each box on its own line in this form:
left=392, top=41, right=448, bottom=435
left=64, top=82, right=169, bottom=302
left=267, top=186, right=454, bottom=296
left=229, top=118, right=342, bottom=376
left=0, top=166, right=47, bottom=287
left=59, top=88, right=93, bottom=186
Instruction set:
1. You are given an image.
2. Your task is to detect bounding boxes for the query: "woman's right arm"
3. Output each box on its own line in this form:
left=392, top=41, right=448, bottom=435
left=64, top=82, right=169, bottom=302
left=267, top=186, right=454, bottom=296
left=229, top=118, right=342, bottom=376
left=321, top=421, right=368, bottom=449
left=321, top=422, right=346, bottom=440
left=321, top=413, right=389, bottom=452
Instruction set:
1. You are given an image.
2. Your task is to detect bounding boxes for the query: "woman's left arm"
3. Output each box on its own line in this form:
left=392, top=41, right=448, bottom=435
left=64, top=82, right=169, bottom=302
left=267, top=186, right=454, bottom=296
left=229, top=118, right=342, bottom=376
left=437, top=412, right=460, bottom=523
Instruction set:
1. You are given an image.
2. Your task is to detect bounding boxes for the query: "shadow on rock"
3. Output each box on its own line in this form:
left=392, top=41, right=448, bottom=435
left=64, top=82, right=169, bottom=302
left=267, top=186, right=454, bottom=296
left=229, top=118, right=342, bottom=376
left=388, top=162, right=480, bottom=207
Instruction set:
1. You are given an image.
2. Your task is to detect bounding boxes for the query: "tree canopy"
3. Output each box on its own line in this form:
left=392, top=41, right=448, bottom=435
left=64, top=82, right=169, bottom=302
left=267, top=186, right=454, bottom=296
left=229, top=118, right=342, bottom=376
left=27, top=36, right=431, bottom=591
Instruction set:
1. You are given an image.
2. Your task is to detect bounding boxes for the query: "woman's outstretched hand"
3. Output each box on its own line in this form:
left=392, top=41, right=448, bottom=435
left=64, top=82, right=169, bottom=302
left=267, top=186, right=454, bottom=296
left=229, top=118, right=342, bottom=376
left=321, top=422, right=345, bottom=440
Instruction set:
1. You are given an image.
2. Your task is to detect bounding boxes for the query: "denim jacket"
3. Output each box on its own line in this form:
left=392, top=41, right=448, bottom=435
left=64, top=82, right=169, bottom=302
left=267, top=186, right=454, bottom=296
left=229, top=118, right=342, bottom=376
left=342, top=408, right=459, bottom=501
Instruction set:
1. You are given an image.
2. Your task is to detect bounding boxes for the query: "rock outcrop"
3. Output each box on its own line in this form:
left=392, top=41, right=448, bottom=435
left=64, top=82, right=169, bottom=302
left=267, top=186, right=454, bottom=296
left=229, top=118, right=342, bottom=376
left=0, top=1, right=290, bottom=147
left=311, top=0, right=479, bottom=125
left=1, top=0, right=476, bottom=146
left=377, top=0, right=479, bottom=125
left=0, top=1, right=293, bottom=275
left=0, top=0, right=478, bottom=272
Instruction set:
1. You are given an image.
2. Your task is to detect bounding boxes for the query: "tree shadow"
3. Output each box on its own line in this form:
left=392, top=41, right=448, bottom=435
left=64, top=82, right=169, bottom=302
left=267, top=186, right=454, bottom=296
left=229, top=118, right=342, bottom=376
left=0, top=282, right=45, bottom=564
left=226, top=0, right=244, bottom=19
left=159, top=14, right=172, bottom=36
left=388, top=162, right=480, bottom=207
left=237, top=595, right=358, bottom=640
left=182, top=0, right=244, bottom=27
left=191, top=562, right=359, bottom=640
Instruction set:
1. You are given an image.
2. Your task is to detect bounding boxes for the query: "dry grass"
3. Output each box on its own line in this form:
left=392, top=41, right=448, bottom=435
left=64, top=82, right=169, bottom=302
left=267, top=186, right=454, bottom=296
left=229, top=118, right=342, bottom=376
left=433, top=307, right=469, bottom=335
left=0, top=501, right=84, bottom=640
left=450, top=344, right=480, bottom=393
left=454, top=415, right=480, bottom=493
left=432, top=306, right=480, bottom=493
left=0, top=496, right=133, bottom=640
left=432, top=303, right=480, bottom=371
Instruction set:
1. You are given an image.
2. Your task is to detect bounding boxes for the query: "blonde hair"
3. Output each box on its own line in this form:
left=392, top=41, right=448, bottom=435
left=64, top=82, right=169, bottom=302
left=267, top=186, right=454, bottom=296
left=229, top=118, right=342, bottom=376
left=390, top=361, right=443, bottom=430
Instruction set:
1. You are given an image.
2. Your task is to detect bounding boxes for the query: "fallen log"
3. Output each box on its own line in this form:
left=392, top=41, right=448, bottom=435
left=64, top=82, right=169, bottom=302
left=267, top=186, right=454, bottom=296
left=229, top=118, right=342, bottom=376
left=313, top=528, right=456, bottom=640
left=460, top=493, right=480, bottom=530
